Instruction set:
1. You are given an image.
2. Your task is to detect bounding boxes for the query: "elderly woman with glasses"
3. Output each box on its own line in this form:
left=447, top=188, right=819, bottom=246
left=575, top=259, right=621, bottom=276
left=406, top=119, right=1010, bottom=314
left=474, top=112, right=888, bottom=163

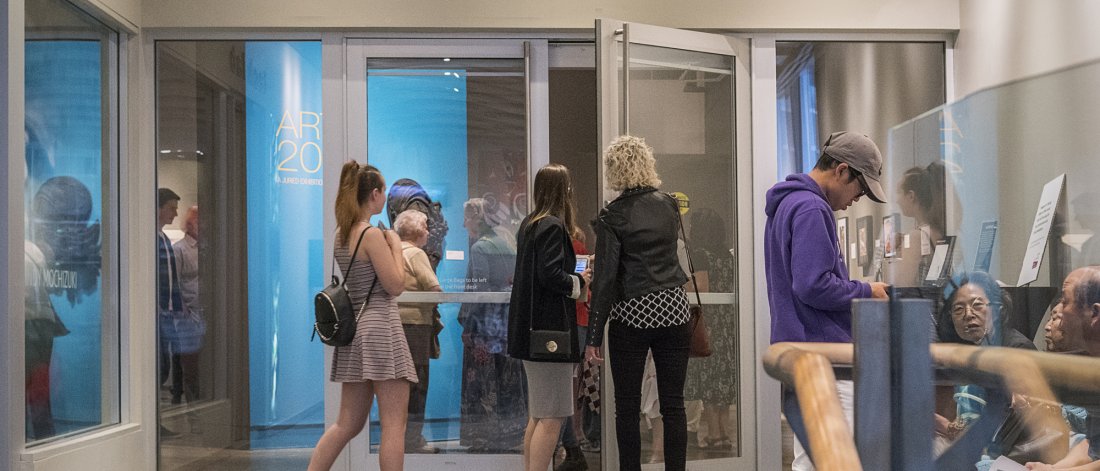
left=933, top=271, right=1036, bottom=448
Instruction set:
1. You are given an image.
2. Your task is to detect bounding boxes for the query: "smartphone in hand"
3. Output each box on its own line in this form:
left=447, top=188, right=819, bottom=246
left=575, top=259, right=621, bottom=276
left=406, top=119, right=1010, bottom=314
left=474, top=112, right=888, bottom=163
left=574, top=255, right=590, bottom=273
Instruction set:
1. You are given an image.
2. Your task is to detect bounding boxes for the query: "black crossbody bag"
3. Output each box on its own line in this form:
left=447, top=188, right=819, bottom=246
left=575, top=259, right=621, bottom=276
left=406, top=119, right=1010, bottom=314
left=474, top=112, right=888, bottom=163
left=313, top=227, right=378, bottom=346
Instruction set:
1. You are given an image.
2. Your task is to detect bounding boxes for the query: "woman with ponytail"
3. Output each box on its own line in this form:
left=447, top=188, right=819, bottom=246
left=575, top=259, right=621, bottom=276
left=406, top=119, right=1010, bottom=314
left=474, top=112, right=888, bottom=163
left=309, top=161, right=417, bottom=471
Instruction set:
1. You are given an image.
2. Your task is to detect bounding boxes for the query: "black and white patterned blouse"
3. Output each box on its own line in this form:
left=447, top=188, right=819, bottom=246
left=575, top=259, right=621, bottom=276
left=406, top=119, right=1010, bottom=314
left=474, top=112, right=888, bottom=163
left=610, top=286, right=691, bottom=329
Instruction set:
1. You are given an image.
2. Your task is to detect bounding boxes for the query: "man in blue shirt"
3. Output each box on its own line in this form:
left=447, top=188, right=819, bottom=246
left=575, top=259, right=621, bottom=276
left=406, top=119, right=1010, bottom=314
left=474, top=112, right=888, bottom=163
left=157, top=188, right=184, bottom=407
left=764, top=131, right=890, bottom=470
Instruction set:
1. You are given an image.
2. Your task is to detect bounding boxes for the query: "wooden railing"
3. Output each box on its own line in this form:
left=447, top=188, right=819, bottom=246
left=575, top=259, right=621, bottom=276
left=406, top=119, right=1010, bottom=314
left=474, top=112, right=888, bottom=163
left=764, top=341, right=1100, bottom=470
left=763, top=342, right=862, bottom=471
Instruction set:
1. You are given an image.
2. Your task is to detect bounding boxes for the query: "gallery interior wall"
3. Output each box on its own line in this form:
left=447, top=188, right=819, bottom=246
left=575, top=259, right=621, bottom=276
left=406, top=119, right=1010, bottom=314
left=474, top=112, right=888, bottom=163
left=15, top=0, right=1100, bottom=469
left=954, top=0, right=1100, bottom=97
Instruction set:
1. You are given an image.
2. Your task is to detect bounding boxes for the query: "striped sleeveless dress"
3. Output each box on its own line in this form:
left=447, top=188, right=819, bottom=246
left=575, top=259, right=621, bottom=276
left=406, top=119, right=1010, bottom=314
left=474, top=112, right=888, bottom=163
left=330, top=244, right=418, bottom=384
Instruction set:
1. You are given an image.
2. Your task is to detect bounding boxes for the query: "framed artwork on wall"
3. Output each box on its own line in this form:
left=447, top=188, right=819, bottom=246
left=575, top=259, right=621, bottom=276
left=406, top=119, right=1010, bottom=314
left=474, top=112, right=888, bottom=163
left=882, top=213, right=899, bottom=258
left=857, top=215, right=873, bottom=270
left=837, top=217, right=849, bottom=262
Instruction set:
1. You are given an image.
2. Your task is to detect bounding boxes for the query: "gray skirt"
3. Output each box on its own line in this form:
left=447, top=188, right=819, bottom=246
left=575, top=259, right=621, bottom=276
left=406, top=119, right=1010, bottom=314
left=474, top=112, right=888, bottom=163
left=523, top=360, right=575, bottom=418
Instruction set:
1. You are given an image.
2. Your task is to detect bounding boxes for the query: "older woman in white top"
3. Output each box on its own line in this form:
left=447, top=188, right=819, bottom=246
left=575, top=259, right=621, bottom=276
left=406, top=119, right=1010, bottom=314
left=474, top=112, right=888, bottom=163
left=394, top=210, right=443, bottom=453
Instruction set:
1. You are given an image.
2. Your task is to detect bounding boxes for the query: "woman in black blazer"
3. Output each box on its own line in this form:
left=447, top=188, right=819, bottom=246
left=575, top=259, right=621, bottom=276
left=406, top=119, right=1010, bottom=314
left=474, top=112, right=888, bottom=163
left=508, top=164, right=591, bottom=471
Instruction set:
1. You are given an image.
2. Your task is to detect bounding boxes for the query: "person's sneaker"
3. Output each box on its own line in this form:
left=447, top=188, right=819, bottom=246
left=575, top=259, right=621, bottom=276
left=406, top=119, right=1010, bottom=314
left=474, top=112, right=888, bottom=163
left=579, top=440, right=600, bottom=453
left=159, top=425, right=179, bottom=439
left=407, top=443, right=440, bottom=454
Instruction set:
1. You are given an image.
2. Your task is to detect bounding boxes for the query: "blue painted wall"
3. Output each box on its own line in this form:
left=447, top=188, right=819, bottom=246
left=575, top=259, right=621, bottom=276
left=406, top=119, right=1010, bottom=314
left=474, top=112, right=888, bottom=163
left=366, top=70, right=470, bottom=426
left=245, top=41, right=325, bottom=448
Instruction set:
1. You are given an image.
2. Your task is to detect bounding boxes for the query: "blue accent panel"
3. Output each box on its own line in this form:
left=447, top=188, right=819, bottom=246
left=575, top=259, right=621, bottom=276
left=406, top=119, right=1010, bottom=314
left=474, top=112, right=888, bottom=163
left=798, top=63, right=819, bottom=173
left=245, top=41, right=324, bottom=448
left=366, top=70, right=469, bottom=424
left=25, top=40, right=104, bottom=433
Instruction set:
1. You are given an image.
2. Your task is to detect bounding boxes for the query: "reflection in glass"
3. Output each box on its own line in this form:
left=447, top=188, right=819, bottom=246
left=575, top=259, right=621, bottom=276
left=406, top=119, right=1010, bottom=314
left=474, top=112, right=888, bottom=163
left=620, top=42, right=741, bottom=459
left=364, top=57, right=528, bottom=454
left=883, top=58, right=1100, bottom=470
left=155, top=41, right=321, bottom=469
left=24, top=0, right=118, bottom=444
left=891, top=161, right=955, bottom=287
left=458, top=198, right=525, bottom=451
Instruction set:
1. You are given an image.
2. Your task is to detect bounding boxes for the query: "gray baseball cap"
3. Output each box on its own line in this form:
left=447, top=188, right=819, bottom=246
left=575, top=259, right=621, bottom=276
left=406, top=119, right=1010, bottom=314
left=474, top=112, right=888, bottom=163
left=822, top=131, right=887, bottom=203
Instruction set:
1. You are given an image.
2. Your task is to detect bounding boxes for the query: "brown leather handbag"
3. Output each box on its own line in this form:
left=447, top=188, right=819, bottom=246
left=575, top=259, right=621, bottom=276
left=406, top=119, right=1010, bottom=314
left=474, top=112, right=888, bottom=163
left=687, top=304, right=711, bottom=358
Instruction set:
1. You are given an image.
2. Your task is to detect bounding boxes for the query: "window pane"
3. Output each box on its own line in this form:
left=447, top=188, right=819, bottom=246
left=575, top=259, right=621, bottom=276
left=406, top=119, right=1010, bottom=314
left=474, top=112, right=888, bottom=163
left=24, top=0, right=119, bottom=444
left=623, top=43, right=741, bottom=460
left=548, top=42, right=601, bottom=468
left=364, top=57, right=528, bottom=454
left=155, top=41, right=321, bottom=468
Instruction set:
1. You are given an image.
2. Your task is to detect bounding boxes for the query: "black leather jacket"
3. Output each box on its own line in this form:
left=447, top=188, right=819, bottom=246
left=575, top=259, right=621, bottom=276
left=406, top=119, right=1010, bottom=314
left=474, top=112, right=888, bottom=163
left=586, top=187, right=688, bottom=346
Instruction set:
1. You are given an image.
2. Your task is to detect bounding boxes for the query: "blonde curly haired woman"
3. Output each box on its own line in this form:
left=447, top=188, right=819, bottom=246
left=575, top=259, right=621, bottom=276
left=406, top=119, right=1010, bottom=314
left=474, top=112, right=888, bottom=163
left=585, top=136, right=692, bottom=471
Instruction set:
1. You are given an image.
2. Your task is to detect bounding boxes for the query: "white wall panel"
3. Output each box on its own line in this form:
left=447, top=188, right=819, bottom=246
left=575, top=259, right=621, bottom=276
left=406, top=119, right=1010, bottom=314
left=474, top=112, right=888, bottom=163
left=955, top=0, right=1100, bottom=97
left=140, top=0, right=959, bottom=31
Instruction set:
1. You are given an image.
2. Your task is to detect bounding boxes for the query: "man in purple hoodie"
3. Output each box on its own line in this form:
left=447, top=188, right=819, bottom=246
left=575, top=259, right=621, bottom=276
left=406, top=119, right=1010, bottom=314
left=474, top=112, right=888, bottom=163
left=765, top=131, right=890, bottom=470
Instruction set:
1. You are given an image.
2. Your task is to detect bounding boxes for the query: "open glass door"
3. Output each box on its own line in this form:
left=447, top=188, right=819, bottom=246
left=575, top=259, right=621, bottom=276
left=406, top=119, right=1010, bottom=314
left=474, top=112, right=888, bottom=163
left=596, top=19, right=755, bottom=470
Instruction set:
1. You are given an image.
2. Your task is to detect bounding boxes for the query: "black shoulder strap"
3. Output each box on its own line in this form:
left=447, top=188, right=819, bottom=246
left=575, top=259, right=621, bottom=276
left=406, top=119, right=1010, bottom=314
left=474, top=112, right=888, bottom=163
left=333, top=226, right=371, bottom=286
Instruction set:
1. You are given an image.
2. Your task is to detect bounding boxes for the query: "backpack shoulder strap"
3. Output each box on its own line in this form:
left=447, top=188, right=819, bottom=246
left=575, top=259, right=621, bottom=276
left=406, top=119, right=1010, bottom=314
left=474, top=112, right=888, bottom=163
left=340, top=225, right=372, bottom=284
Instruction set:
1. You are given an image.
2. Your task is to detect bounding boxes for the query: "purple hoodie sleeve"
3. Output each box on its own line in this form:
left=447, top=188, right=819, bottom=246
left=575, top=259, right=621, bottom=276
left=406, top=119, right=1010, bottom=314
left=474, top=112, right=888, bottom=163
left=788, top=207, right=872, bottom=310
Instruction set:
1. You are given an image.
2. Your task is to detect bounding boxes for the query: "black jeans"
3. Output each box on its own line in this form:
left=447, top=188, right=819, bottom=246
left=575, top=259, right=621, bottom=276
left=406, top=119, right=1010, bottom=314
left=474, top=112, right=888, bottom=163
left=608, top=320, right=691, bottom=471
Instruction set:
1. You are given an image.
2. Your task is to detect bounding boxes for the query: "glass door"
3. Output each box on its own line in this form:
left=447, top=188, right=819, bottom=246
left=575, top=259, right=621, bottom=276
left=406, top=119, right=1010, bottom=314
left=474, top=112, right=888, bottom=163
left=596, top=19, right=755, bottom=469
left=344, top=39, right=548, bottom=471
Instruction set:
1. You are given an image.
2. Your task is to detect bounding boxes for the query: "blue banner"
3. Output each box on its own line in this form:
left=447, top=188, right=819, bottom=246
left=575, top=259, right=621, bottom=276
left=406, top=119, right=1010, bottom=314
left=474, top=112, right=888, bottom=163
left=245, top=41, right=325, bottom=448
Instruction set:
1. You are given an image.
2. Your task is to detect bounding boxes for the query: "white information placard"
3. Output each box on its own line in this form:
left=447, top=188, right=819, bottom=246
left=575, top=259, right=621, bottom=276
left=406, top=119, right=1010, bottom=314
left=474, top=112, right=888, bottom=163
left=1016, top=174, right=1066, bottom=286
left=925, top=243, right=950, bottom=282
left=989, top=455, right=1027, bottom=471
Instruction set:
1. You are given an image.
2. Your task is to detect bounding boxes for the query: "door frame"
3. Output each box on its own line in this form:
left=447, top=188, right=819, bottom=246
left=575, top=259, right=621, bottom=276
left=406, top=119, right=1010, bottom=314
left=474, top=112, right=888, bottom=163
left=340, top=37, right=549, bottom=471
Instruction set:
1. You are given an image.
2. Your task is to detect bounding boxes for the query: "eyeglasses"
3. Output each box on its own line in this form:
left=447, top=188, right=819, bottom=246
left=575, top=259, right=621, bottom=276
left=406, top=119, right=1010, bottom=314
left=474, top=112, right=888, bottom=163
left=951, top=297, right=992, bottom=317
left=849, top=168, right=869, bottom=198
